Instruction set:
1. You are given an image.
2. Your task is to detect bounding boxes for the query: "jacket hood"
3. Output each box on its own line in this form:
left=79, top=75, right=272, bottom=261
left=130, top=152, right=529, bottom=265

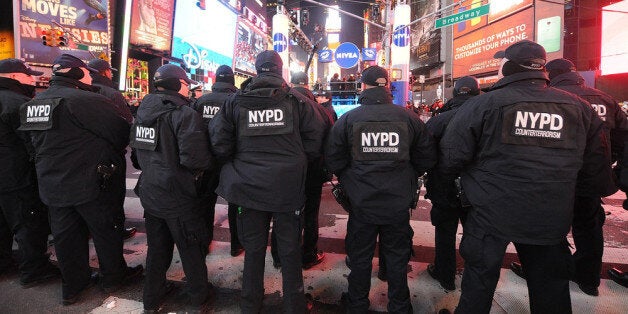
left=358, top=86, right=393, bottom=105
left=549, top=71, right=584, bottom=88
left=91, top=73, right=114, bottom=88
left=211, top=81, right=237, bottom=94
left=0, top=77, right=35, bottom=98
left=136, top=91, right=188, bottom=125
left=235, top=72, right=290, bottom=107
left=491, top=71, right=549, bottom=91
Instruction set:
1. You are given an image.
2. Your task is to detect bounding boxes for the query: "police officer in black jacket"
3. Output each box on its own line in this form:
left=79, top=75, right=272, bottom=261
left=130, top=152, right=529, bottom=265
left=425, top=76, right=480, bottom=291
left=209, top=50, right=325, bottom=313
left=0, top=58, right=60, bottom=286
left=509, top=58, right=626, bottom=296
left=270, top=71, right=334, bottom=269
left=440, top=41, right=610, bottom=313
left=88, top=58, right=137, bottom=241
left=131, top=64, right=213, bottom=312
left=326, top=66, right=437, bottom=313
left=192, top=65, right=243, bottom=256
left=19, top=54, right=142, bottom=305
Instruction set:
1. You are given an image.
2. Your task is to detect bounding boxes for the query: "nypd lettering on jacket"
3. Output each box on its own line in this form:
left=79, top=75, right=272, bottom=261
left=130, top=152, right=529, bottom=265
left=19, top=98, right=62, bottom=131
left=590, top=104, right=606, bottom=121
left=352, top=122, right=410, bottom=161
left=239, top=104, right=294, bottom=136
left=129, top=122, right=159, bottom=151
left=202, top=105, right=220, bottom=119
left=502, top=103, right=578, bottom=149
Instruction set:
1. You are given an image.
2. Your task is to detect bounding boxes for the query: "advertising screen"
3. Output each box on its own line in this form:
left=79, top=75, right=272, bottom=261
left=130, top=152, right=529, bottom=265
left=234, top=18, right=269, bottom=75
left=410, top=0, right=440, bottom=70
left=171, top=0, right=237, bottom=79
left=601, top=0, right=628, bottom=75
left=452, top=0, right=533, bottom=39
left=452, top=8, right=534, bottom=78
left=534, top=0, right=564, bottom=61
left=15, top=0, right=110, bottom=65
left=129, top=0, right=175, bottom=52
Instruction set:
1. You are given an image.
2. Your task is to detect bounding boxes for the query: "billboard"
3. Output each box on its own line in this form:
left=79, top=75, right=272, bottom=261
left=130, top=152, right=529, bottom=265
left=410, top=0, right=440, bottom=70
left=234, top=18, right=270, bottom=75
left=601, top=0, right=628, bottom=75
left=129, top=0, right=175, bottom=52
left=14, top=0, right=110, bottom=65
left=452, top=7, right=534, bottom=78
left=452, top=0, right=532, bottom=39
left=171, top=0, right=237, bottom=82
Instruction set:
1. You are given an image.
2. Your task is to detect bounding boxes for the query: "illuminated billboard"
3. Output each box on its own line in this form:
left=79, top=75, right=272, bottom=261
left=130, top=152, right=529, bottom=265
left=601, top=0, right=628, bottom=75
left=234, top=18, right=270, bottom=75
left=14, top=0, right=110, bottom=65
left=453, top=8, right=534, bottom=78
left=129, top=0, right=175, bottom=52
left=171, top=0, right=237, bottom=79
left=410, top=0, right=440, bottom=70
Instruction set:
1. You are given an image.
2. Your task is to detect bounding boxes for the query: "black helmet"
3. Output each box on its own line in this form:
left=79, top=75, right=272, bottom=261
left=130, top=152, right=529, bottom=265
left=453, top=76, right=480, bottom=97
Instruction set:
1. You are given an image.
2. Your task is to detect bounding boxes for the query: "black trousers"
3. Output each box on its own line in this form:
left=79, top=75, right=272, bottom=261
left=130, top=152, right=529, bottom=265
left=238, top=207, right=305, bottom=314
left=455, top=220, right=572, bottom=314
left=572, top=195, right=605, bottom=288
left=345, top=214, right=413, bottom=314
left=48, top=191, right=128, bottom=299
left=0, top=186, right=50, bottom=280
left=143, top=211, right=210, bottom=310
left=227, top=202, right=241, bottom=250
left=430, top=201, right=465, bottom=287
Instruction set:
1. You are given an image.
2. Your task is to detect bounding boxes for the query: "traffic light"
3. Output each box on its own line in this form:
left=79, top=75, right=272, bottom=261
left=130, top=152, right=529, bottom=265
left=41, top=29, right=53, bottom=46
left=372, top=4, right=380, bottom=21
left=301, top=9, right=309, bottom=26
left=54, top=29, right=68, bottom=47
left=289, top=9, right=298, bottom=24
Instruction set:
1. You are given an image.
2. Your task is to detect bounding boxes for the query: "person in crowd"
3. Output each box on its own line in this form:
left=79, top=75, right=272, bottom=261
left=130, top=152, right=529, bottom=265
left=509, top=58, right=626, bottom=296
left=271, top=71, right=334, bottom=270
left=330, top=73, right=341, bottom=94
left=131, top=64, right=213, bottom=312
left=314, top=89, right=338, bottom=122
left=326, top=65, right=437, bottom=313
left=189, top=84, right=203, bottom=103
left=424, top=75, right=480, bottom=291
left=88, top=58, right=137, bottom=241
left=0, top=58, right=60, bottom=287
left=209, top=50, right=325, bottom=313
left=192, top=65, right=243, bottom=257
left=439, top=40, right=610, bottom=313
left=19, top=54, right=142, bottom=305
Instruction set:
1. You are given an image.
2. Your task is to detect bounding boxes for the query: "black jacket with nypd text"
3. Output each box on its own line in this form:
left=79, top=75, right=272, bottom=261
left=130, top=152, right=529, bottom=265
left=326, top=87, right=437, bottom=224
left=550, top=71, right=628, bottom=160
left=19, top=76, right=130, bottom=207
left=130, top=90, right=212, bottom=219
left=439, top=71, right=610, bottom=245
left=0, top=77, right=36, bottom=193
left=424, top=94, right=475, bottom=215
left=91, top=74, right=133, bottom=124
left=209, top=72, right=326, bottom=212
left=192, top=81, right=238, bottom=125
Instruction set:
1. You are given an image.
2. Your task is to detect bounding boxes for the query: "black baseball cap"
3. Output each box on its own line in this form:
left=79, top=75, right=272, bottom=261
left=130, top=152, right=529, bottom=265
left=215, top=65, right=234, bottom=84
left=255, top=50, right=283, bottom=75
left=88, top=58, right=117, bottom=72
left=493, top=40, right=546, bottom=70
left=154, top=64, right=196, bottom=85
left=361, top=66, right=388, bottom=87
left=291, top=71, right=308, bottom=85
left=52, top=54, right=98, bottom=73
left=545, top=58, right=576, bottom=80
left=0, top=58, right=43, bottom=76
left=313, top=90, right=331, bottom=98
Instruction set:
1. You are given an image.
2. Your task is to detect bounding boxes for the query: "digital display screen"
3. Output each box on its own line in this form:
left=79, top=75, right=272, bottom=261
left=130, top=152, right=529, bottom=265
left=129, top=0, right=175, bottom=52
left=601, top=1, right=628, bottom=75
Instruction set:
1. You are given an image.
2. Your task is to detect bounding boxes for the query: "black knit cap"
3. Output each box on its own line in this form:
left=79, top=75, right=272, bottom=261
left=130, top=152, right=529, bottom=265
left=255, top=50, right=283, bottom=75
left=361, top=65, right=388, bottom=87
left=291, top=71, right=308, bottom=85
left=493, top=40, right=546, bottom=71
left=215, top=65, right=234, bottom=84
left=0, top=58, right=43, bottom=75
left=545, top=58, right=576, bottom=80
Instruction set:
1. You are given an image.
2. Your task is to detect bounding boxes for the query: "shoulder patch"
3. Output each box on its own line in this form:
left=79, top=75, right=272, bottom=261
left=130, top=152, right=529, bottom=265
left=18, top=98, right=62, bottom=131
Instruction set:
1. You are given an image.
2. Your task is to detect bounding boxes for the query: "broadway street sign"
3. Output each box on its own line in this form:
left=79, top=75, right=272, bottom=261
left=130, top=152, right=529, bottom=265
left=435, top=4, right=490, bottom=29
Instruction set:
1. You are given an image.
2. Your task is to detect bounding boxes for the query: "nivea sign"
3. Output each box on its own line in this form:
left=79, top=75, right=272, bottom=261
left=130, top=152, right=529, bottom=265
left=362, top=48, right=377, bottom=61
left=319, top=49, right=333, bottom=63
left=273, top=33, right=288, bottom=52
left=334, top=42, right=360, bottom=69
left=392, top=25, right=410, bottom=47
